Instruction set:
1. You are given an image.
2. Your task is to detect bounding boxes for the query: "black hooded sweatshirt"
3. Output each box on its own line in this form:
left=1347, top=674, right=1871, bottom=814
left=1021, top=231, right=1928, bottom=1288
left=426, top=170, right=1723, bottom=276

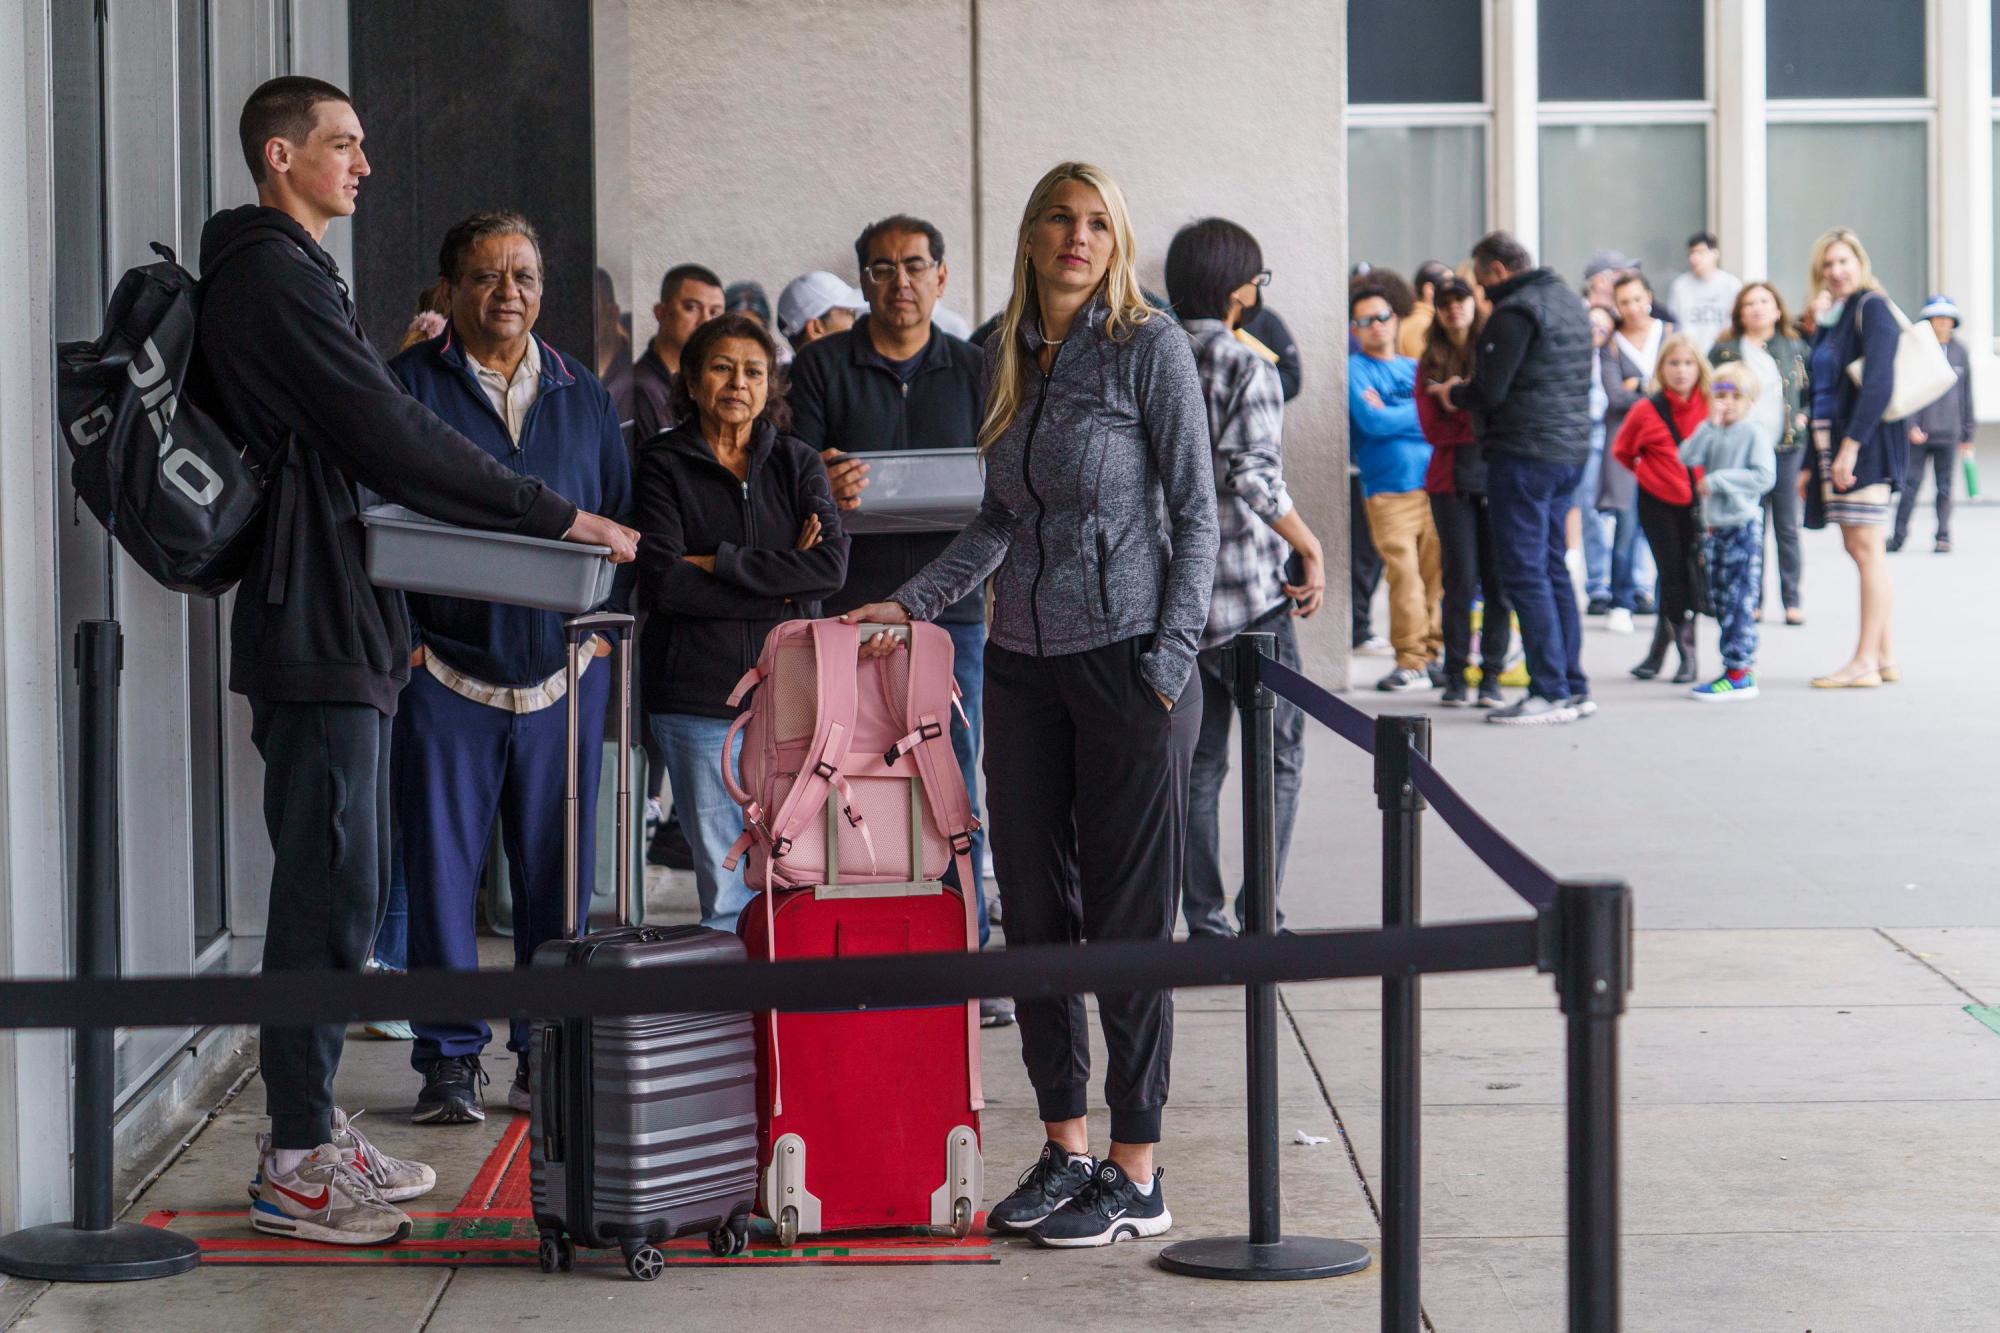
left=191, top=206, right=577, bottom=713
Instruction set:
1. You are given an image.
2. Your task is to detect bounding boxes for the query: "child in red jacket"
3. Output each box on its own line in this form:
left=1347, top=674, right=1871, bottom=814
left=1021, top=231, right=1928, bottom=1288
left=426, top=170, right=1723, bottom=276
left=1612, top=334, right=1711, bottom=683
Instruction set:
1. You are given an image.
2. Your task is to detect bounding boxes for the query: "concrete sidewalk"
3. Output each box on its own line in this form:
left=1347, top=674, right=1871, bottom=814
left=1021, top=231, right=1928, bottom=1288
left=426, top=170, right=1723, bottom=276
left=7, top=512, right=2000, bottom=1331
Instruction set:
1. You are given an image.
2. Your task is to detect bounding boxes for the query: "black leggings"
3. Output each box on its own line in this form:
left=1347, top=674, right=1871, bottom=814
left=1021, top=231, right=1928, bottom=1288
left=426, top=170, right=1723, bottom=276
left=1637, top=491, right=1700, bottom=626
left=1429, top=490, right=1512, bottom=678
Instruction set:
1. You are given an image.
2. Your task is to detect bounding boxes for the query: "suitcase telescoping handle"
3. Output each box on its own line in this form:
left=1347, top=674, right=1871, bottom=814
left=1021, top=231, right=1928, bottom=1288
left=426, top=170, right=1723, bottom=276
left=563, top=611, right=636, bottom=939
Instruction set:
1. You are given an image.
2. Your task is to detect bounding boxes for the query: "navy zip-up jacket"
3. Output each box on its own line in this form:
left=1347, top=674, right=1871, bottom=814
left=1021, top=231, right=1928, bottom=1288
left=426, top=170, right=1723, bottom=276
left=635, top=420, right=848, bottom=718
left=389, top=329, right=632, bottom=687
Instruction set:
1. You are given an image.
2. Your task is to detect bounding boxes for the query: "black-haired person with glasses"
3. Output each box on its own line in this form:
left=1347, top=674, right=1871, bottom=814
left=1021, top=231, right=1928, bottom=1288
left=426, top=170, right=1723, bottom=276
left=785, top=213, right=1008, bottom=1023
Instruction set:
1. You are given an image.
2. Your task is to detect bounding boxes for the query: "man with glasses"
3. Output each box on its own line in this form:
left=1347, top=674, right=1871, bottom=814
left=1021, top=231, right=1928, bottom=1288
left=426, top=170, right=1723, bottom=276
left=786, top=214, right=1010, bottom=1025
left=1349, top=287, right=1443, bottom=693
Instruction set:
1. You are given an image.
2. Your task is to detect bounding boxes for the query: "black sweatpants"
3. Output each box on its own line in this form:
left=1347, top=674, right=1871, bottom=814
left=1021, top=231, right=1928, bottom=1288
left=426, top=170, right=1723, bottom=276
left=251, top=699, right=393, bottom=1150
left=1429, top=490, right=1512, bottom=679
left=983, top=636, right=1201, bottom=1145
left=1637, top=491, right=1700, bottom=625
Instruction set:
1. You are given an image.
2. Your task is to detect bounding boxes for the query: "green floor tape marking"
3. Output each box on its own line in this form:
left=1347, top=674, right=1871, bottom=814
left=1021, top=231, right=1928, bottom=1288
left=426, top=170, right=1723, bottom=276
left=1962, top=1005, right=2000, bottom=1036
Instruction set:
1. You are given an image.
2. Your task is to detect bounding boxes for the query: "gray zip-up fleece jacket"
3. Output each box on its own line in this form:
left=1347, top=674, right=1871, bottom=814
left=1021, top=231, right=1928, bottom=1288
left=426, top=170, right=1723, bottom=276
left=894, top=295, right=1219, bottom=698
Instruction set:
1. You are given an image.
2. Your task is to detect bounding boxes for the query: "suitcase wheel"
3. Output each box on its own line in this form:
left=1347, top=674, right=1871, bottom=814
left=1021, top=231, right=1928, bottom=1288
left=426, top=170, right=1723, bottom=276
left=622, top=1240, right=665, bottom=1282
left=775, top=1205, right=800, bottom=1249
left=951, top=1196, right=973, bottom=1239
left=708, top=1213, right=751, bottom=1257
left=537, top=1230, right=574, bottom=1274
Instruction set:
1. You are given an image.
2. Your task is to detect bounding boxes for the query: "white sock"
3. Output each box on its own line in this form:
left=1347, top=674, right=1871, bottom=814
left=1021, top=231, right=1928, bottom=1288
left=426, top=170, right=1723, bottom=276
left=1131, top=1171, right=1155, bottom=1196
left=1067, top=1153, right=1094, bottom=1171
left=271, top=1147, right=312, bottom=1176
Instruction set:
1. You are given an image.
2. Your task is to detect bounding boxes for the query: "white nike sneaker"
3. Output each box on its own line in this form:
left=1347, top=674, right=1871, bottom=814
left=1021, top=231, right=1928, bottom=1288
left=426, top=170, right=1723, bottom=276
left=331, top=1108, right=437, bottom=1202
left=248, top=1141, right=412, bottom=1245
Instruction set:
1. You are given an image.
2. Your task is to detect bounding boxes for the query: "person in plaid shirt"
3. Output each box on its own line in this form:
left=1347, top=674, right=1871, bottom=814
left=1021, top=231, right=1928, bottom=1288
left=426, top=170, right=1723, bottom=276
left=1166, top=218, right=1326, bottom=937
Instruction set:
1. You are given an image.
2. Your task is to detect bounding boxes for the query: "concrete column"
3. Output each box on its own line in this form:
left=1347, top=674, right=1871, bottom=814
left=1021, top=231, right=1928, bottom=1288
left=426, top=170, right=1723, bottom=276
left=0, top=0, right=78, bottom=1232
left=1491, top=0, right=1539, bottom=249
left=1936, top=0, right=1993, bottom=359
left=1713, top=0, right=1767, bottom=280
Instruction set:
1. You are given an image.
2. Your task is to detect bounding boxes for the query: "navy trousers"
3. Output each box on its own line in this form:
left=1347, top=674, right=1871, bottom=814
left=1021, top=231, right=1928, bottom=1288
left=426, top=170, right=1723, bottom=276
left=396, top=661, right=610, bottom=1065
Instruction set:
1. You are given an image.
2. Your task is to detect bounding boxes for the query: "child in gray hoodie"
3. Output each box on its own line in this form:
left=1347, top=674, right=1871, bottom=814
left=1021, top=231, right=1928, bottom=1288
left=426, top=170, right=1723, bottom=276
left=1681, top=363, right=1776, bottom=700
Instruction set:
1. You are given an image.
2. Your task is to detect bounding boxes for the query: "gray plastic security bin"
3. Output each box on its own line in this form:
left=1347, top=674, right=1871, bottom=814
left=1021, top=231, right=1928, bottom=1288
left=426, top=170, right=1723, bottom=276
left=839, top=448, right=983, bottom=534
left=360, top=504, right=615, bottom=613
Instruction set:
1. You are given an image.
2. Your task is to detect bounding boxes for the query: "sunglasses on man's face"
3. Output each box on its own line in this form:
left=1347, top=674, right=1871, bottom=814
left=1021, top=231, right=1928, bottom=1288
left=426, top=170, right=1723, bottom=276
left=1351, top=313, right=1395, bottom=329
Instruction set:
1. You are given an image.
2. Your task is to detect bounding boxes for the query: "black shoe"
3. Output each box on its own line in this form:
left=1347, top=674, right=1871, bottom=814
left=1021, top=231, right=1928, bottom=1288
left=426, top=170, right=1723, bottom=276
left=1440, top=678, right=1470, bottom=707
left=413, top=1055, right=488, bottom=1125
left=1028, top=1160, right=1172, bottom=1248
left=1631, top=620, right=1671, bottom=680
left=1586, top=595, right=1612, bottom=617
left=647, top=809, right=694, bottom=870
left=1887, top=534, right=1906, bottom=553
left=988, top=1141, right=1098, bottom=1233
left=979, top=996, right=1017, bottom=1028
left=1671, top=621, right=1699, bottom=685
left=1424, top=660, right=1448, bottom=688
left=1475, top=677, right=1505, bottom=708
left=1632, top=594, right=1657, bottom=616
left=1376, top=665, right=1428, bottom=693
left=1935, top=538, right=1952, bottom=554
left=507, top=1053, right=531, bottom=1114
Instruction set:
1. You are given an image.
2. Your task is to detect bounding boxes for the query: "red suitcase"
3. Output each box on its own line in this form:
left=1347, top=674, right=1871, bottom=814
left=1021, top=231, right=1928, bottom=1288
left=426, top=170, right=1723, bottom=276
left=738, top=879, right=983, bottom=1245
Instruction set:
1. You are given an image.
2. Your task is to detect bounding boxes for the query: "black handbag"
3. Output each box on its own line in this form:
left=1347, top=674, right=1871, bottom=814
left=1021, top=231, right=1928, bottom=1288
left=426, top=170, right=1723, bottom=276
left=1649, top=392, right=1714, bottom=618
left=1802, top=444, right=1831, bottom=530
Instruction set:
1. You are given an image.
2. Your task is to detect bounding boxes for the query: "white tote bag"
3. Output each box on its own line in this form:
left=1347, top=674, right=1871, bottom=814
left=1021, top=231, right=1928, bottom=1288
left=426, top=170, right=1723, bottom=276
left=1845, top=293, right=1958, bottom=422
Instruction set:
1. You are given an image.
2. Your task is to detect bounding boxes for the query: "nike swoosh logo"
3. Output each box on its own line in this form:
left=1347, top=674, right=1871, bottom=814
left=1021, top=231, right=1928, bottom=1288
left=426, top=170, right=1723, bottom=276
left=1106, top=1208, right=1127, bottom=1221
left=270, top=1180, right=330, bottom=1210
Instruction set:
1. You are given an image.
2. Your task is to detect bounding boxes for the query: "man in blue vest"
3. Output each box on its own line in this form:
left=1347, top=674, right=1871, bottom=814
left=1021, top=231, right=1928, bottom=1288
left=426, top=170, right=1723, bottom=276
left=389, top=211, right=633, bottom=1124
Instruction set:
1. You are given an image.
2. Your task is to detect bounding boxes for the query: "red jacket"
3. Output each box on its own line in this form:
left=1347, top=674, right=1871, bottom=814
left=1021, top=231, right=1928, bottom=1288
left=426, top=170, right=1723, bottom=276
left=1610, top=389, right=1707, bottom=506
left=1415, top=378, right=1476, bottom=495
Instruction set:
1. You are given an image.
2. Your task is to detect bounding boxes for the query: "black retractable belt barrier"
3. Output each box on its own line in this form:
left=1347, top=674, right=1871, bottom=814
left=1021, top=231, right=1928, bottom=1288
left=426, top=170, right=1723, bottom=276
left=0, top=621, right=200, bottom=1282
left=1375, top=714, right=1430, bottom=1331
left=1158, top=633, right=1372, bottom=1282
left=1555, top=879, right=1631, bottom=1333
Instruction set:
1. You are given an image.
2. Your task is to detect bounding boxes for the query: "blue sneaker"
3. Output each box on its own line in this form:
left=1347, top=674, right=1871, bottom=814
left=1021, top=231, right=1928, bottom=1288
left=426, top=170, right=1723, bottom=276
left=1692, top=672, right=1758, bottom=702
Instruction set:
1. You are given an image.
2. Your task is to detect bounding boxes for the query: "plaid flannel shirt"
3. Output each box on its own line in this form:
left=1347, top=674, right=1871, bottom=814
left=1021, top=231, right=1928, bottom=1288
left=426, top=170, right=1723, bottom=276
left=1185, top=319, right=1294, bottom=649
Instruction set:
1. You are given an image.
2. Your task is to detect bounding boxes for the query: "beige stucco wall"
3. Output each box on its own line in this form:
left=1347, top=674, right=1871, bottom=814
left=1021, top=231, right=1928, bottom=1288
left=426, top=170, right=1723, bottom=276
left=617, top=0, right=1350, bottom=683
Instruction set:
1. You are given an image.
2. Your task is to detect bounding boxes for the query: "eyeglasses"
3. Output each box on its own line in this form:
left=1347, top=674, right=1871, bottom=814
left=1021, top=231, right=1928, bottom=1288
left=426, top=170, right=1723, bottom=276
left=1351, top=313, right=1395, bottom=329
left=863, top=257, right=938, bottom=285
left=1251, top=270, right=1273, bottom=288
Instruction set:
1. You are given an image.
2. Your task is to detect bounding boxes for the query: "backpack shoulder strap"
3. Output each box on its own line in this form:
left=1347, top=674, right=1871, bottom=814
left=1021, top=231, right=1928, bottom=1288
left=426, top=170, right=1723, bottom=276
left=760, top=618, right=861, bottom=859
left=1648, top=392, right=1687, bottom=447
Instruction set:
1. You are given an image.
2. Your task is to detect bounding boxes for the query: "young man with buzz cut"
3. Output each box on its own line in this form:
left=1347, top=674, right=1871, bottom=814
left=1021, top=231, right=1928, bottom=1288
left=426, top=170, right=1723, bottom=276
left=193, top=75, right=637, bottom=1247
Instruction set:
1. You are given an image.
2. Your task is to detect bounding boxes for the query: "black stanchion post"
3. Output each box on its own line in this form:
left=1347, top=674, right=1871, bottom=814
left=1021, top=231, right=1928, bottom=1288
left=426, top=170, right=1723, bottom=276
left=0, top=621, right=199, bottom=1282
left=1555, top=878, right=1630, bottom=1332
left=1374, top=714, right=1430, bottom=1332
left=1159, top=634, right=1371, bottom=1283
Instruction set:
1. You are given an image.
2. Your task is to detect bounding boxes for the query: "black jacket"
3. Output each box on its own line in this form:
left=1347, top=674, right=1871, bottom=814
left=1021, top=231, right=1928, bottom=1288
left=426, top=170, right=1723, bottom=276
left=191, top=206, right=577, bottom=713
left=634, top=420, right=848, bottom=718
left=1450, top=267, right=1593, bottom=466
left=785, top=318, right=984, bottom=621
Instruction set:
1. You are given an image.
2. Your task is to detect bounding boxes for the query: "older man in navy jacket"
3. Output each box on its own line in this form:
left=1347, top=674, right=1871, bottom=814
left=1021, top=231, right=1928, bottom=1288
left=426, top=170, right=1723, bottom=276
left=389, top=212, right=632, bottom=1125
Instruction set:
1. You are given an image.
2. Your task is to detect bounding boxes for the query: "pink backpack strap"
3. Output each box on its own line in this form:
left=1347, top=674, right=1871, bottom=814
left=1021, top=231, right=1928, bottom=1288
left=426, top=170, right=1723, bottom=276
left=759, top=618, right=861, bottom=862
left=887, top=623, right=985, bottom=1109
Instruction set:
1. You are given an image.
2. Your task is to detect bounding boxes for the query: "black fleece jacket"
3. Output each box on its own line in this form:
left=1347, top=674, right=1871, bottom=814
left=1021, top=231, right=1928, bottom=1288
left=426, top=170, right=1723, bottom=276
left=192, top=206, right=577, bottom=713
left=634, top=420, right=848, bottom=718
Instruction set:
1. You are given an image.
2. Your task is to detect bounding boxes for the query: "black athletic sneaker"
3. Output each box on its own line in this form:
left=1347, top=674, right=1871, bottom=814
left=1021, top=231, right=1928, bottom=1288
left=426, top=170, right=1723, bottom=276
left=507, top=1052, right=531, bottom=1114
left=412, top=1055, right=488, bottom=1125
left=986, top=1141, right=1097, bottom=1233
left=1440, top=678, right=1470, bottom=707
left=1028, top=1160, right=1171, bottom=1248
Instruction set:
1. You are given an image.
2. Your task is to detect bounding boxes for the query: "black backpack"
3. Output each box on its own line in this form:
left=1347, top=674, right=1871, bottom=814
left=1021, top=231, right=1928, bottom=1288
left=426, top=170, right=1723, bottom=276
left=60, top=236, right=285, bottom=597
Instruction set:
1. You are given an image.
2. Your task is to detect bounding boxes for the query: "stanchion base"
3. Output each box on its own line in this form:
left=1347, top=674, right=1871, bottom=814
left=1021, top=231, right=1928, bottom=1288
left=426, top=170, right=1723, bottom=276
left=1157, top=1234, right=1372, bottom=1282
left=0, top=1221, right=201, bottom=1282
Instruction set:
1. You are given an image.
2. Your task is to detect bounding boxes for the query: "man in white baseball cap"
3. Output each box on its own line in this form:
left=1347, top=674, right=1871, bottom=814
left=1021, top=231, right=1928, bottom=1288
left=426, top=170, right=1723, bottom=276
left=778, top=270, right=870, bottom=350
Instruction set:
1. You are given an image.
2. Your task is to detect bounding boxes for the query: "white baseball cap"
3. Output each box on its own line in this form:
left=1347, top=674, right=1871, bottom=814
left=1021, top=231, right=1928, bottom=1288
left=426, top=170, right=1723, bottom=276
left=778, top=271, right=870, bottom=339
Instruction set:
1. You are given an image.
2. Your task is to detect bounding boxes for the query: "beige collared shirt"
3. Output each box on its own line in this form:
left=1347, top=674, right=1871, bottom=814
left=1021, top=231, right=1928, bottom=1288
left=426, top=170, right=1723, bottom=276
left=469, top=336, right=542, bottom=444
left=428, top=335, right=580, bottom=713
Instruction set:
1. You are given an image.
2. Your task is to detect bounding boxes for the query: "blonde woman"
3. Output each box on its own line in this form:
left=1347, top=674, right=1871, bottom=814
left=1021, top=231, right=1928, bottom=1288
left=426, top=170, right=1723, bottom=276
left=844, top=162, right=1217, bottom=1247
left=1612, top=334, right=1712, bottom=683
left=1800, top=228, right=1900, bottom=686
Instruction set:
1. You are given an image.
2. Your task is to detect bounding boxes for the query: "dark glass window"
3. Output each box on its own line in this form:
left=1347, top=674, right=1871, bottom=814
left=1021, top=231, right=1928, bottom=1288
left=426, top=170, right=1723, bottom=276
left=1348, top=0, right=1482, bottom=104
left=1539, top=0, right=1704, bottom=101
left=1768, top=0, right=1925, bottom=99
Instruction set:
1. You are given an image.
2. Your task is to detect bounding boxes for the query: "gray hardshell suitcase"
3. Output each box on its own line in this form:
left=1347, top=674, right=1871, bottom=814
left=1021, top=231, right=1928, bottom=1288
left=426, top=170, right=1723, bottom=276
left=529, top=612, right=759, bottom=1280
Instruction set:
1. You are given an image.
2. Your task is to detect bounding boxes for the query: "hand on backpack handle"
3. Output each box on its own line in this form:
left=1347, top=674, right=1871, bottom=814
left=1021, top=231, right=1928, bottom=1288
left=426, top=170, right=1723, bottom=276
left=841, top=602, right=910, bottom=659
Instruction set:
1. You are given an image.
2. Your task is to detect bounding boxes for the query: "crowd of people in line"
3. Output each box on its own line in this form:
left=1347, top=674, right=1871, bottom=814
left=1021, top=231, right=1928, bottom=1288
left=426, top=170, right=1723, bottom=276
left=1346, top=229, right=1977, bottom=721
left=194, top=67, right=1985, bottom=1254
